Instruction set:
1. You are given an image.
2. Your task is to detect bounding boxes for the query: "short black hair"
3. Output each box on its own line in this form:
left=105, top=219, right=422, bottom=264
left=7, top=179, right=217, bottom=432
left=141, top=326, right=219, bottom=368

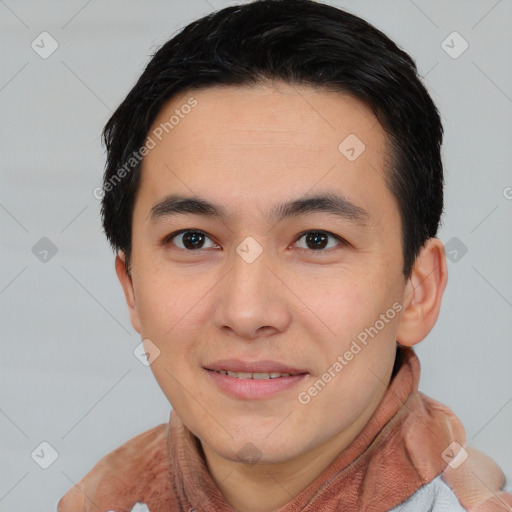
left=101, top=0, right=444, bottom=278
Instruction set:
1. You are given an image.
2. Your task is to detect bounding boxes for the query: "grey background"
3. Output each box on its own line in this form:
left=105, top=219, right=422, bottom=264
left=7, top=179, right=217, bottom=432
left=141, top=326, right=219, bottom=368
left=0, top=1, right=511, bottom=510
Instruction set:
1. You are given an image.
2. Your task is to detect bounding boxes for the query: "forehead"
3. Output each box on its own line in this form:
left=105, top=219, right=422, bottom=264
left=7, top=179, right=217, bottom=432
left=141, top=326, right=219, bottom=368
left=137, top=82, right=395, bottom=227
left=149, top=82, right=384, bottom=153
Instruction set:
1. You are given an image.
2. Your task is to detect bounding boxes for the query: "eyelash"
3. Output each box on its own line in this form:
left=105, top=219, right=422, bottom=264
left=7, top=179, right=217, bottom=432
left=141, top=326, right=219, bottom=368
left=162, top=229, right=348, bottom=254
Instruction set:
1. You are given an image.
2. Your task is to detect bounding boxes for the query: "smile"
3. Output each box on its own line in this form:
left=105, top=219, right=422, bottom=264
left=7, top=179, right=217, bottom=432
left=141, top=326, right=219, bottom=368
left=211, top=369, right=296, bottom=379
left=205, top=368, right=308, bottom=400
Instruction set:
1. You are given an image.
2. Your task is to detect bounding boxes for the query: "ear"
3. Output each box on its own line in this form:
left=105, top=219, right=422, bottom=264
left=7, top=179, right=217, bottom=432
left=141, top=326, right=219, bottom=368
left=115, top=251, right=142, bottom=334
left=396, top=238, right=448, bottom=347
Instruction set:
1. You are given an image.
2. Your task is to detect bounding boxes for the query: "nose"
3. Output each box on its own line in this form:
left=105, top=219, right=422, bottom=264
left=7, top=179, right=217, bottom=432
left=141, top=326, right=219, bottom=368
left=211, top=246, right=292, bottom=341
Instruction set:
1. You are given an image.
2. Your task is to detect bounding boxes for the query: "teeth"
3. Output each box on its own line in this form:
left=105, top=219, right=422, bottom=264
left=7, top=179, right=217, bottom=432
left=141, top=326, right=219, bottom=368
left=215, top=370, right=293, bottom=379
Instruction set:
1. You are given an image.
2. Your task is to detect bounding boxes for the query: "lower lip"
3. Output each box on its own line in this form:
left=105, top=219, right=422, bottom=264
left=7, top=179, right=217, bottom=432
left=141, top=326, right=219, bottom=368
left=205, top=369, right=308, bottom=400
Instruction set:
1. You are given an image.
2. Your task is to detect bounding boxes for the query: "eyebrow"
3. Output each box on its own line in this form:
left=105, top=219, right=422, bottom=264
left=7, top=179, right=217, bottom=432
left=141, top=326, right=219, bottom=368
left=149, top=192, right=369, bottom=225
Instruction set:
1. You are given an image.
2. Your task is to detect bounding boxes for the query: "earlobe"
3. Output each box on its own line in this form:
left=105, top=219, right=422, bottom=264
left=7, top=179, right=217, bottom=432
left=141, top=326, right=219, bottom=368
left=115, top=251, right=142, bottom=334
left=396, top=238, right=448, bottom=347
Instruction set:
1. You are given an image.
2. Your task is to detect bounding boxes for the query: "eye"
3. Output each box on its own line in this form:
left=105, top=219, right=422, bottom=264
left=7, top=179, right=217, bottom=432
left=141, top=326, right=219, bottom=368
left=294, top=230, right=347, bottom=252
left=163, top=229, right=347, bottom=253
left=164, top=230, right=219, bottom=251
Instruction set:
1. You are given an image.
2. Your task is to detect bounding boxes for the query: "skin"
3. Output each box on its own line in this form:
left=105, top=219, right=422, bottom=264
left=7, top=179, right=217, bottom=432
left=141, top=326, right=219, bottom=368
left=115, top=82, right=447, bottom=512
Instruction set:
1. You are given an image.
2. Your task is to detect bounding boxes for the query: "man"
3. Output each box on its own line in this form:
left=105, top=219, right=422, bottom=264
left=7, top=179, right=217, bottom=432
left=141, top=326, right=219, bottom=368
left=59, top=1, right=512, bottom=510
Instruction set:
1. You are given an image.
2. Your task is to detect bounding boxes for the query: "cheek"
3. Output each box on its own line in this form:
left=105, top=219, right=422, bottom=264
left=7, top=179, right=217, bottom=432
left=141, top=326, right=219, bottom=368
left=135, top=273, right=202, bottom=410
left=132, top=263, right=217, bottom=371
left=134, top=264, right=195, bottom=335
left=295, top=270, right=384, bottom=347
left=297, top=268, right=401, bottom=397
left=131, top=275, right=192, bottom=381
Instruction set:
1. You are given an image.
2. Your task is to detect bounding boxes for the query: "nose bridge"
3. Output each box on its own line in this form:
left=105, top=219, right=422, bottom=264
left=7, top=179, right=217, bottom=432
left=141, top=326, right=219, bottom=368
left=213, top=239, right=290, bottom=337
left=228, top=240, right=272, bottom=302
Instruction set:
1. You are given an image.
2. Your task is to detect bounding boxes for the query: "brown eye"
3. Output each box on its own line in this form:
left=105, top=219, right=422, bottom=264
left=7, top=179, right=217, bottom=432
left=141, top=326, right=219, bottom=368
left=165, top=230, right=217, bottom=251
left=295, top=231, right=345, bottom=251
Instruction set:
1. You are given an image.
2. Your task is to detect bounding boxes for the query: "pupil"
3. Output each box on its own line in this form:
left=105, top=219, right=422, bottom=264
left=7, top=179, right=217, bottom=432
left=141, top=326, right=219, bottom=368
left=306, top=232, right=327, bottom=250
left=183, top=231, right=204, bottom=249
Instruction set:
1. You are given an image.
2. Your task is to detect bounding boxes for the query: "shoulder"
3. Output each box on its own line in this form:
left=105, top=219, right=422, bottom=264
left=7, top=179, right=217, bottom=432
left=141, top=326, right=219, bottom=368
left=398, top=393, right=512, bottom=511
left=390, top=452, right=512, bottom=511
left=441, top=444, right=512, bottom=511
left=57, top=423, right=176, bottom=512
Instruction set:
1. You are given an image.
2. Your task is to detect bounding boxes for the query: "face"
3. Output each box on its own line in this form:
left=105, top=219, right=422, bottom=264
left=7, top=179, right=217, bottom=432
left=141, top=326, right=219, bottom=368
left=122, top=82, right=410, bottom=465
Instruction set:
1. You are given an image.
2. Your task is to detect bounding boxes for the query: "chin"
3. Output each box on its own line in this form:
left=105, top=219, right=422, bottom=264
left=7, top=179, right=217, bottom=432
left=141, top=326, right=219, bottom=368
left=210, top=429, right=305, bottom=465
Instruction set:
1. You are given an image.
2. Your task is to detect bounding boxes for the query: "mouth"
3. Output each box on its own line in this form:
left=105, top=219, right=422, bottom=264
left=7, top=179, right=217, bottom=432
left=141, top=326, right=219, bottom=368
left=203, top=358, right=309, bottom=375
left=206, top=369, right=304, bottom=379
left=203, top=360, right=309, bottom=400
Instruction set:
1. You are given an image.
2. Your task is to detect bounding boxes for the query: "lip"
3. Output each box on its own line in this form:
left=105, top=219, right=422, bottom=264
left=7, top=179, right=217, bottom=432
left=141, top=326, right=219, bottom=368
left=203, top=359, right=309, bottom=400
left=205, top=368, right=308, bottom=400
left=203, top=359, right=309, bottom=375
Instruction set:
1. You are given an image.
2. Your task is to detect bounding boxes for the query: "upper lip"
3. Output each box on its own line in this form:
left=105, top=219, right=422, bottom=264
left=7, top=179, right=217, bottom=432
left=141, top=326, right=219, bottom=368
left=204, top=359, right=309, bottom=375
